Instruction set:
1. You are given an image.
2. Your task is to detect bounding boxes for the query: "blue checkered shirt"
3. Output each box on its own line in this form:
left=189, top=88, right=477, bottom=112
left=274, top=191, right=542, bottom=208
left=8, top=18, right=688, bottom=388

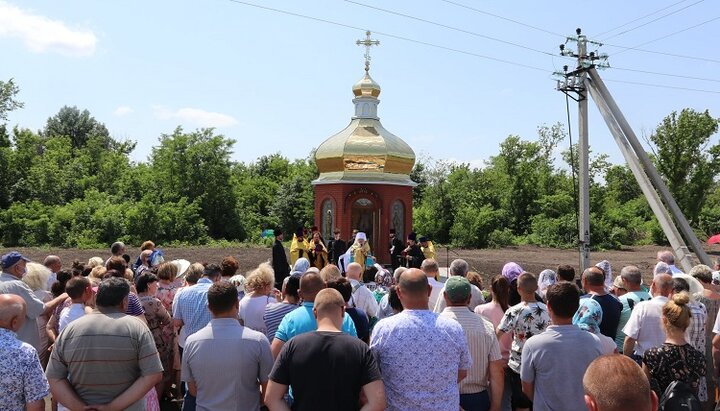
left=173, top=278, right=213, bottom=340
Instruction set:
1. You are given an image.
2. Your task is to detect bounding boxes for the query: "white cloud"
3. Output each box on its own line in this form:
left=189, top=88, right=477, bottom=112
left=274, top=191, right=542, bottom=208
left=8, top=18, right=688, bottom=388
left=153, top=106, right=239, bottom=128
left=113, top=106, right=133, bottom=117
left=0, top=1, right=97, bottom=56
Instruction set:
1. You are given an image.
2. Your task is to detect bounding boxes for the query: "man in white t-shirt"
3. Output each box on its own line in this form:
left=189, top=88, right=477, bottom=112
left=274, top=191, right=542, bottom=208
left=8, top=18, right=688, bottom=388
left=622, top=273, right=674, bottom=362
left=421, top=259, right=444, bottom=310
left=346, top=262, right=379, bottom=318
left=58, top=277, right=92, bottom=333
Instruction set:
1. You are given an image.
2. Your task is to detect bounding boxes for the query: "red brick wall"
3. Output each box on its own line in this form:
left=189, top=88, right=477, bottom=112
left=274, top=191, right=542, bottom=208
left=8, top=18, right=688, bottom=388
left=314, top=183, right=413, bottom=265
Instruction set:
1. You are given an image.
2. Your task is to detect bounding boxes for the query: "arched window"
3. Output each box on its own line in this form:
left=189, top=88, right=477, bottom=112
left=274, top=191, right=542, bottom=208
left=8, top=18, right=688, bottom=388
left=391, top=200, right=405, bottom=241
left=321, top=199, right=334, bottom=241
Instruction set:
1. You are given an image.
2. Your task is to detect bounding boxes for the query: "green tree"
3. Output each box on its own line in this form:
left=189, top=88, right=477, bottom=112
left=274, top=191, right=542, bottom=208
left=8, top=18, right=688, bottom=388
left=650, top=109, right=720, bottom=224
left=0, top=79, right=23, bottom=121
left=43, top=106, right=135, bottom=153
left=150, top=127, right=243, bottom=240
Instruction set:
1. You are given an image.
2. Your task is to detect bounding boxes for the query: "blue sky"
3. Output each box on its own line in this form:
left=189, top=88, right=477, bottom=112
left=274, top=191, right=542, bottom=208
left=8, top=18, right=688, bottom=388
left=1, top=0, right=719, bottom=168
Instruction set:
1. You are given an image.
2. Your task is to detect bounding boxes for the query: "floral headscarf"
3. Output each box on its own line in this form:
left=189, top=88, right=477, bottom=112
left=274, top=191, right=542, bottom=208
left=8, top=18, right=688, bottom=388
left=502, top=262, right=523, bottom=283
left=572, top=298, right=603, bottom=334
left=538, top=269, right=557, bottom=298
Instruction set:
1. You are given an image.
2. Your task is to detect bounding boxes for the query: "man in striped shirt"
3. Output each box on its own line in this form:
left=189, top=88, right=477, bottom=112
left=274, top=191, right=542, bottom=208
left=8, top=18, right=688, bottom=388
left=440, top=276, right=504, bottom=411
left=46, top=277, right=162, bottom=411
left=264, top=275, right=301, bottom=341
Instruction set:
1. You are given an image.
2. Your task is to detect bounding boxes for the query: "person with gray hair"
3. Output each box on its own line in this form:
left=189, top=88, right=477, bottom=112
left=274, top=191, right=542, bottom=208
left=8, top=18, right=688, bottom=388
left=433, top=259, right=485, bottom=313
left=657, top=250, right=683, bottom=275
left=614, top=266, right=651, bottom=353
left=652, top=262, right=672, bottom=278
left=0, top=294, right=49, bottom=411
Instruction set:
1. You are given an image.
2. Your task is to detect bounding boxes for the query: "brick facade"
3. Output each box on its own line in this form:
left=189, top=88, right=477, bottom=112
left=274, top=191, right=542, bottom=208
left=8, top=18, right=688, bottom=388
left=314, top=183, right=413, bottom=265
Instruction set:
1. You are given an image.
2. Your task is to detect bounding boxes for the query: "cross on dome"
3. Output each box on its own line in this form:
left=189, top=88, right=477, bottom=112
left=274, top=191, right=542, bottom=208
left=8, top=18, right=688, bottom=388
left=356, top=30, right=380, bottom=73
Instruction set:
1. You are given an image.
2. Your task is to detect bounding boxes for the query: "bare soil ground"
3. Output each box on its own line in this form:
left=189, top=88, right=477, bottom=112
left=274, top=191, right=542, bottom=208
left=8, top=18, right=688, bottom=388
left=5, top=244, right=719, bottom=283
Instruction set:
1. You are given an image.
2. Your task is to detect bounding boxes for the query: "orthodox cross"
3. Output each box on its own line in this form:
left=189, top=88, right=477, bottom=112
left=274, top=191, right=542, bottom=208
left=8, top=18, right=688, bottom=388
left=356, top=30, right=380, bottom=73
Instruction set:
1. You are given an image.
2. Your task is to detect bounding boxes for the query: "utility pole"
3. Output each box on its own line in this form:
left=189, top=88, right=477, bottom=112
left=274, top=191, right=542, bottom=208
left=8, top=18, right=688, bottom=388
left=555, top=28, right=711, bottom=271
left=558, top=28, right=601, bottom=271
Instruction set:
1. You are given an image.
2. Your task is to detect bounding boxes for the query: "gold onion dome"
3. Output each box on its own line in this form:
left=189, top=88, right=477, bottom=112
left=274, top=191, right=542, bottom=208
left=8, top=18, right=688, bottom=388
left=352, top=73, right=381, bottom=98
left=313, top=69, right=416, bottom=187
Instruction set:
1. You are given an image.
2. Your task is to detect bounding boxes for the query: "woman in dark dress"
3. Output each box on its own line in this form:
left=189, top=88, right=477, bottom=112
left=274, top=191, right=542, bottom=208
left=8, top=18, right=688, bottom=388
left=642, top=291, right=706, bottom=398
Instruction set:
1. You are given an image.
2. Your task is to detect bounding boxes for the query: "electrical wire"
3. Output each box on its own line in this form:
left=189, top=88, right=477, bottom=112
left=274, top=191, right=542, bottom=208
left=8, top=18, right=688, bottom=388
left=594, top=0, right=693, bottom=38
left=614, top=15, right=720, bottom=56
left=611, top=67, right=720, bottom=83
left=603, top=79, right=720, bottom=94
left=344, top=0, right=558, bottom=57
left=226, top=0, right=550, bottom=72
left=601, top=0, right=705, bottom=41
left=435, top=0, right=565, bottom=38
left=602, top=43, right=720, bottom=64
left=225, top=0, right=720, bottom=95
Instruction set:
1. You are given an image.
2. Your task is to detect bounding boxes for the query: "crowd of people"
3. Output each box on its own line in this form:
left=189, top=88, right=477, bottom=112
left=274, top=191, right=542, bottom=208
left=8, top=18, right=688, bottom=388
left=2, top=237, right=720, bottom=411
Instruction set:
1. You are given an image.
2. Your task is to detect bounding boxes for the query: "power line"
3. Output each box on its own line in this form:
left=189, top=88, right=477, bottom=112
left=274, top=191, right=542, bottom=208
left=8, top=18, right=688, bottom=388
left=225, top=1, right=720, bottom=94
left=601, top=0, right=705, bottom=41
left=611, top=67, right=720, bottom=83
left=226, top=0, right=549, bottom=72
left=594, top=0, right=693, bottom=38
left=344, top=0, right=558, bottom=57
left=435, top=0, right=565, bottom=38
left=614, top=15, right=720, bottom=56
left=602, top=43, right=720, bottom=64
left=603, top=79, right=720, bottom=94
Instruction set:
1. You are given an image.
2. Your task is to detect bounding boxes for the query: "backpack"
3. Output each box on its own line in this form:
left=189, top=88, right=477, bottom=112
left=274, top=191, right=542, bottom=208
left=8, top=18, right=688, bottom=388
left=659, top=380, right=702, bottom=411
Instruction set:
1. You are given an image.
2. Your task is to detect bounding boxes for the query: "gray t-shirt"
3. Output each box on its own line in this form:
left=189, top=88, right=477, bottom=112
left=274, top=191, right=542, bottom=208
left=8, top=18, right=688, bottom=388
left=520, top=324, right=603, bottom=411
left=46, top=310, right=163, bottom=411
left=182, top=318, right=273, bottom=411
left=0, top=273, right=46, bottom=351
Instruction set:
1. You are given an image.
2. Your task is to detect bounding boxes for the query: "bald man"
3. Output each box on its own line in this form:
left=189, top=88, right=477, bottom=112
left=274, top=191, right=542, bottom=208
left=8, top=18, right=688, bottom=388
left=623, top=273, right=674, bottom=361
left=0, top=294, right=49, bottom=411
left=43, top=255, right=62, bottom=289
left=270, top=273, right=357, bottom=358
left=346, top=262, right=380, bottom=318
left=266, top=289, right=386, bottom=411
left=584, top=354, right=658, bottom=411
left=370, top=269, right=471, bottom=411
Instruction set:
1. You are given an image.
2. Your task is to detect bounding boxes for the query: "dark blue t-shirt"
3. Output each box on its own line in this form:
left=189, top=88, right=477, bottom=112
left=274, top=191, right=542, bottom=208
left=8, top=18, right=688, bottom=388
left=581, top=293, right=623, bottom=340
left=346, top=307, right=370, bottom=342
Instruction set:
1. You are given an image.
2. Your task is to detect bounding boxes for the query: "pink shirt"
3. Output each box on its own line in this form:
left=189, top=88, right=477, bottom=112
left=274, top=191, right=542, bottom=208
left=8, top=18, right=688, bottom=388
left=475, top=301, right=511, bottom=360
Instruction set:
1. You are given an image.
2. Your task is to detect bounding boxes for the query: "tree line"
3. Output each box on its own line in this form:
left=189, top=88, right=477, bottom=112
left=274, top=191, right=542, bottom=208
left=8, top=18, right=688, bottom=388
left=0, top=79, right=718, bottom=249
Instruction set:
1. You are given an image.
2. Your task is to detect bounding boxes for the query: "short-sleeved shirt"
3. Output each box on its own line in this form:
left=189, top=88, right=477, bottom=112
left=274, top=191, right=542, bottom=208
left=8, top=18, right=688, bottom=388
left=622, top=296, right=668, bottom=356
left=0, top=328, right=49, bottom=410
left=685, top=301, right=707, bottom=353
left=182, top=318, right=273, bottom=411
left=46, top=310, right=163, bottom=411
left=643, top=343, right=706, bottom=397
left=270, top=331, right=381, bottom=411
left=370, top=309, right=472, bottom=411
left=581, top=293, right=623, bottom=340
left=173, top=278, right=214, bottom=342
left=440, top=307, right=502, bottom=394
left=264, top=302, right=299, bottom=341
left=520, top=325, right=604, bottom=411
left=274, top=302, right=357, bottom=342
left=497, top=301, right=551, bottom=373
left=615, top=290, right=652, bottom=352
left=59, top=303, right=86, bottom=333
left=0, top=273, right=46, bottom=351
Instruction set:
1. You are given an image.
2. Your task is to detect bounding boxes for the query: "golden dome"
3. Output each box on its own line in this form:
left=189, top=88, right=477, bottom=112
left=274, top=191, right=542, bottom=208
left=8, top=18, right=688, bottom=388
left=352, top=73, right=381, bottom=98
left=314, top=118, right=416, bottom=186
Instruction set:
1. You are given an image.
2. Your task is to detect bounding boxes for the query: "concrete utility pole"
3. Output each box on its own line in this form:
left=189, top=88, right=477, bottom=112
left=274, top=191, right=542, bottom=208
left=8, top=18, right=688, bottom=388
left=556, top=29, right=711, bottom=271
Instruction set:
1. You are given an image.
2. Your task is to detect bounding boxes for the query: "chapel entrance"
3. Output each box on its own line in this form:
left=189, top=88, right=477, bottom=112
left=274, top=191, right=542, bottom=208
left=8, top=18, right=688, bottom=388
left=351, top=197, right=380, bottom=251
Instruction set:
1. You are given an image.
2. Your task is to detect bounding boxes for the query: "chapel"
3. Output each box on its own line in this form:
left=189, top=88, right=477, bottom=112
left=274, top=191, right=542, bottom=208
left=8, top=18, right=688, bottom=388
left=312, top=32, right=416, bottom=265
